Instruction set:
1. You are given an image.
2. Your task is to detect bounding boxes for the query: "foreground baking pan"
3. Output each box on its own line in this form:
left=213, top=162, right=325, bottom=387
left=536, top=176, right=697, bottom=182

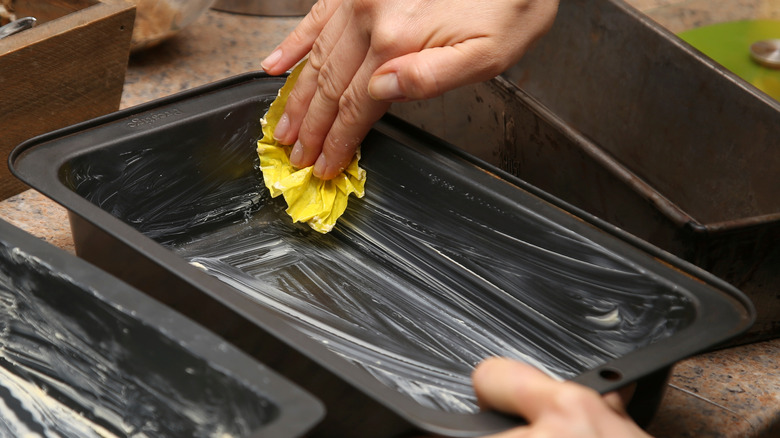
left=0, top=218, right=323, bottom=437
left=10, top=73, right=754, bottom=437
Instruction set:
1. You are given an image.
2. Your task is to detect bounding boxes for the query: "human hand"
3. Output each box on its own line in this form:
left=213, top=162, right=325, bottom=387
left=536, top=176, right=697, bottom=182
left=471, top=358, right=653, bottom=438
left=260, top=0, right=559, bottom=180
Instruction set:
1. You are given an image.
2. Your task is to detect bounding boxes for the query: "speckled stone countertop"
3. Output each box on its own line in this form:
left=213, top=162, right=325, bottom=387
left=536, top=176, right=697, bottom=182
left=1, top=4, right=778, bottom=438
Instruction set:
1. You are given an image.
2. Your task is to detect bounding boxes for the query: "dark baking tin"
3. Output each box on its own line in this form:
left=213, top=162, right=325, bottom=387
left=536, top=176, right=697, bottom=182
left=10, top=73, right=754, bottom=437
left=0, top=218, right=324, bottom=437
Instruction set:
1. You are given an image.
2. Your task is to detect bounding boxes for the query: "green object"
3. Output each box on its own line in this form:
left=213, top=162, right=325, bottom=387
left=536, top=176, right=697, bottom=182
left=678, top=19, right=780, bottom=100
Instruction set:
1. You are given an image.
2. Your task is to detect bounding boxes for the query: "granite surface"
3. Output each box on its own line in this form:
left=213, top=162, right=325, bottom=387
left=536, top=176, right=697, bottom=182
left=1, top=4, right=778, bottom=438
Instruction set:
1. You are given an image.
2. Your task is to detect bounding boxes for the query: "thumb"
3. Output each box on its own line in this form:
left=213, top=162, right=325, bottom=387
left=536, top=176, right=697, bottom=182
left=368, top=41, right=512, bottom=102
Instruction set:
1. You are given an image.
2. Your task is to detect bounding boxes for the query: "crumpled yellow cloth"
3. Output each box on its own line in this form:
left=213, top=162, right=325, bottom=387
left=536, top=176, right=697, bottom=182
left=257, top=61, right=366, bottom=233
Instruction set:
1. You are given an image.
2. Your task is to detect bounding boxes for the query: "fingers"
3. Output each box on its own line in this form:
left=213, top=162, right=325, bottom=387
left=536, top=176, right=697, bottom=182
left=270, top=2, right=351, bottom=147
left=602, top=383, right=636, bottom=414
left=272, top=2, right=392, bottom=179
left=261, top=0, right=342, bottom=75
left=472, top=358, right=653, bottom=438
left=314, top=72, right=391, bottom=179
left=291, top=9, right=373, bottom=171
left=473, top=357, right=576, bottom=423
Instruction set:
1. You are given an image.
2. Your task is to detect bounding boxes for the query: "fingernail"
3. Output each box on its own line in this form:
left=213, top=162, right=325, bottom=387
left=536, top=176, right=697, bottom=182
left=289, top=140, right=304, bottom=167
left=313, top=154, right=328, bottom=179
left=273, top=113, right=290, bottom=142
left=368, top=73, right=405, bottom=101
left=261, top=49, right=283, bottom=71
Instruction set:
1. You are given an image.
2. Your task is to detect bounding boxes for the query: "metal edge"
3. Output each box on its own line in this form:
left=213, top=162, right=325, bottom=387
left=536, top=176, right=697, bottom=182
left=8, top=71, right=276, bottom=168
left=491, top=74, right=699, bottom=229
left=490, top=74, right=780, bottom=236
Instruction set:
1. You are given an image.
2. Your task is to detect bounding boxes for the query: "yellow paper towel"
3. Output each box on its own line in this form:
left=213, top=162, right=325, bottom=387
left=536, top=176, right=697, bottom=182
left=257, top=61, right=366, bottom=233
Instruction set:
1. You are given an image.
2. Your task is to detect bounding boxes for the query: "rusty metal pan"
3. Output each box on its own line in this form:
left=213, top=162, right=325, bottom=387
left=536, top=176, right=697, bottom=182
left=391, top=0, right=779, bottom=343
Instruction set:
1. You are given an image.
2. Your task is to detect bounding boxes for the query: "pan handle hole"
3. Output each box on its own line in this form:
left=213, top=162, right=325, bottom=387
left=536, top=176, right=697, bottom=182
left=598, top=368, right=623, bottom=382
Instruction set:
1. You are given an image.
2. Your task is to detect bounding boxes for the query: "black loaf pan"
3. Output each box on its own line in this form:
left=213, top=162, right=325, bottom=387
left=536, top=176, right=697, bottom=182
left=10, top=73, right=755, bottom=437
left=0, top=218, right=323, bottom=437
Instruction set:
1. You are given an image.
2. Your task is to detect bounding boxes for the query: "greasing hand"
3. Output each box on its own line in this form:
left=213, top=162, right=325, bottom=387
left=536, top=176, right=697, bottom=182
left=261, top=0, right=559, bottom=180
left=471, top=358, right=653, bottom=438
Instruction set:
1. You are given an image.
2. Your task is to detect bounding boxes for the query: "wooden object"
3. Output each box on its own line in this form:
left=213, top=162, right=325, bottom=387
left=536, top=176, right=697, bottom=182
left=0, top=0, right=135, bottom=199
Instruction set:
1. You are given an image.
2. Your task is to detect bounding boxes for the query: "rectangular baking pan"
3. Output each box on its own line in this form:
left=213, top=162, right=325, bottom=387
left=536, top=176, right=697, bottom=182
left=0, top=218, right=323, bottom=437
left=9, top=73, right=754, bottom=437
left=393, top=0, right=780, bottom=344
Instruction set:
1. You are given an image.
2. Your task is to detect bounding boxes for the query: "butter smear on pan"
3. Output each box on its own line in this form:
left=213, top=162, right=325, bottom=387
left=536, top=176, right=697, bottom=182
left=257, top=61, right=366, bottom=233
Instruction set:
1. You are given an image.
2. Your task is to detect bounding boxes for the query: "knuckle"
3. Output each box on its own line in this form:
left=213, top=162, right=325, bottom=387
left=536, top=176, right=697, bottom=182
left=288, top=0, right=330, bottom=49
left=403, top=60, right=441, bottom=100
left=308, top=39, right=328, bottom=70
left=307, top=0, right=329, bottom=23
left=287, top=26, right=309, bottom=47
left=406, top=62, right=432, bottom=98
left=315, top=65, right=343, bottom=103
left=369, top=24, right=400, bottom=55
left=337, top=89, right=364, bottom=127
